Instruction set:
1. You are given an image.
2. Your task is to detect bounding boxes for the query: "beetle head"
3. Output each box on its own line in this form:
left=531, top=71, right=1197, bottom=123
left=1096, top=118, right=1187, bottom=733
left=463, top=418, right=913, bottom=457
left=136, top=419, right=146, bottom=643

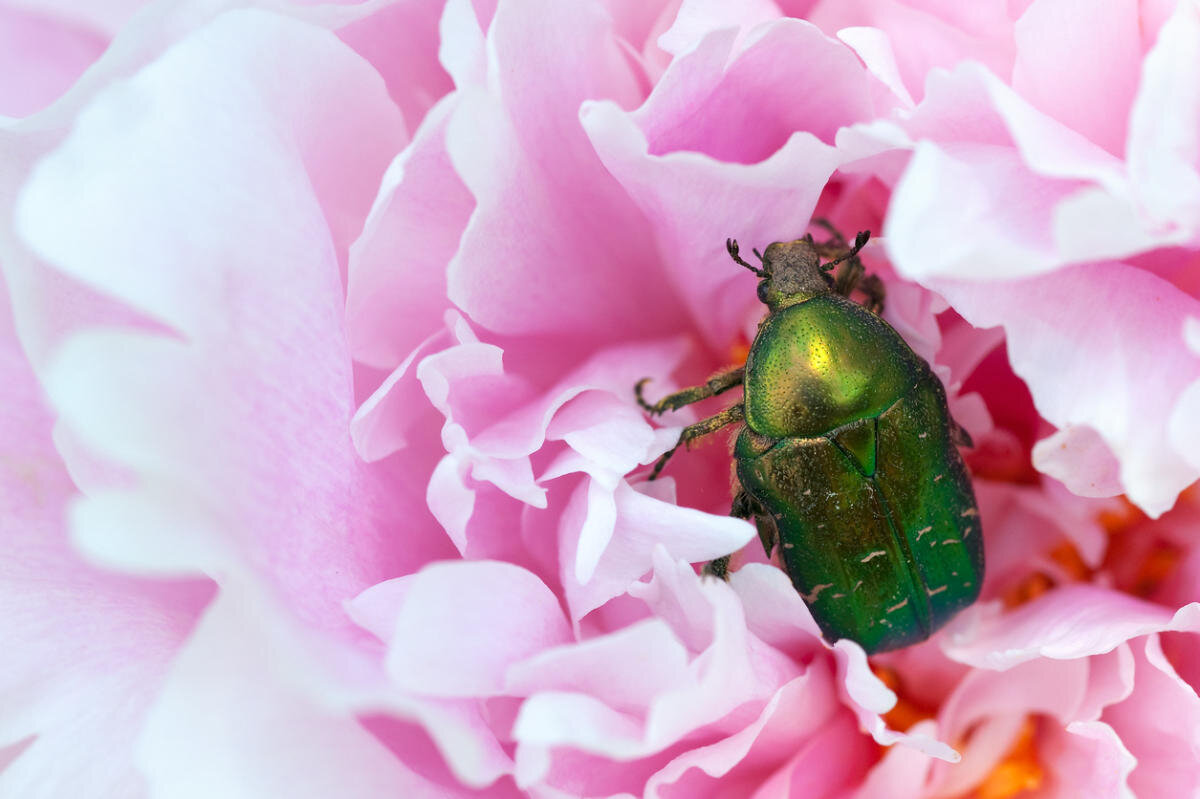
left=756, top=238, right=829, bottom=309
left=727, top=231, right=870, bottom=311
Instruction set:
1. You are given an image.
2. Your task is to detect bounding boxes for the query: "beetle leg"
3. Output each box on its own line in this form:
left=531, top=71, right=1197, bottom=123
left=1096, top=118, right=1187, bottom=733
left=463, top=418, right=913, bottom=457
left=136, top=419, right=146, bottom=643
left=857, top=274, right=886, bottom=315
left=635, top=366, right=745, bottom=417
left=811, top=217, right=849, bottom=249
left=646, top=403, right=745, bottom=480
left=705, top=470, right=749, bottom=582
left=703, top=556, right=730, bottom=581
left=730, top=489, right=776, bottom=555
left=809, top=221, right=887, bottom=313
left=754, top=513, right=778, bottom=557
left=808, top=220, right=870, bottom=299
left=950, top=418, right=974, bottom=448
left=730, top=489, right=753, bottom=518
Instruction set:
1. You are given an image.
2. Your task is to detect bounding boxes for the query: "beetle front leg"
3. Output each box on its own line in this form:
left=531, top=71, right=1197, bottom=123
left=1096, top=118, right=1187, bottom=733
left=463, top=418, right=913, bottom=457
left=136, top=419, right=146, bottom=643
left=636, top=366, right=745, bottom=417
left=703, top=556, right=731, bottom=580
left=646, top=403, right=745, bottom=480
left=704, top=490, right=773, bottom=580
left=706, top=489, right=752, bottom=579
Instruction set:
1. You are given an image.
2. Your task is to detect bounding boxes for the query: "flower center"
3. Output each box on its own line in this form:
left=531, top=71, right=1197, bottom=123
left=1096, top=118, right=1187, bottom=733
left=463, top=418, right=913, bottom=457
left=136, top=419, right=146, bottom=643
left=973, top=718, right=1043, bottom=799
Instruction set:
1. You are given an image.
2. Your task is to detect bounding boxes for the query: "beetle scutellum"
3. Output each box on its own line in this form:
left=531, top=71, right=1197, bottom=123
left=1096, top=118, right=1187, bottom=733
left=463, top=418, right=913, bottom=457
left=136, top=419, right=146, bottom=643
left=636, top=225, right=983, bottom=654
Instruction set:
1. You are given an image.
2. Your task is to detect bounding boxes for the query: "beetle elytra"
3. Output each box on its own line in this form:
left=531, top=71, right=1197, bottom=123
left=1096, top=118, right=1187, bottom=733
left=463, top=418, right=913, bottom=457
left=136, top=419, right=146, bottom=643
left=636, top=224, right=983, bottom=654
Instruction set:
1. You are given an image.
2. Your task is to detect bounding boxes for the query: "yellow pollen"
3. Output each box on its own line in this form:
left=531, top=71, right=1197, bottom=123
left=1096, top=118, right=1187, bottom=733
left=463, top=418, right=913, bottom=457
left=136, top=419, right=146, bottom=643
left=872, top=666, right=933, bottom=732
left=1003, top=571, right=1053, bottom=609
left=974, top=718, right=1043, bottom=799
left=1133, top=544, right=1181, bottom=597
left=727, top=337, right=751, bottom=366
left=1048, top=541, right=1091, bottom=581
left=1097, top=496, right=1146, bottom=534
left=1005, top=540, right=1091, bottom=609
left=1098, top=494, right=1182, bottom=596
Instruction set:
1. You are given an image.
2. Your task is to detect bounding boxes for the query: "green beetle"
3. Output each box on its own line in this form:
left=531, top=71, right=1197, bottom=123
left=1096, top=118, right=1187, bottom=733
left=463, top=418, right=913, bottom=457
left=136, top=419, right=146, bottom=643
left=636, top=226, right=983, bottom=654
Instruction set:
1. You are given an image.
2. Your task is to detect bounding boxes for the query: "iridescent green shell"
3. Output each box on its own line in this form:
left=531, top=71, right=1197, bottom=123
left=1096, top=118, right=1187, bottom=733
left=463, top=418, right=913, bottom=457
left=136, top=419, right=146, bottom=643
left=736, top=294, right=983, bottom=653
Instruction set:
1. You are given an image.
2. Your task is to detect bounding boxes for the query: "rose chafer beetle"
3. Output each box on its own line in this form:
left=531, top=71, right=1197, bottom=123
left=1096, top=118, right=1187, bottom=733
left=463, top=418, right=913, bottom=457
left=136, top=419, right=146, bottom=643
left=636, top=225, right=983, bottom=654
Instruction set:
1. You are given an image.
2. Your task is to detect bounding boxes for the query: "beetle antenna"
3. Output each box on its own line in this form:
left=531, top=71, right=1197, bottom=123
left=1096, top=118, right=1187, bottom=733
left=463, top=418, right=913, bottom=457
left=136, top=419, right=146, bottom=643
left=752, top=248, right=764, bottom=262
left=727, top=238, right=767, bottom=277
left=821, top=230, right=870, bottom=272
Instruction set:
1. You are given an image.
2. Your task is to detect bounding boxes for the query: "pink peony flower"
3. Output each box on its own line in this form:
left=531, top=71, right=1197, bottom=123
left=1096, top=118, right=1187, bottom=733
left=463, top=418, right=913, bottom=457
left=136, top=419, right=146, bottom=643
left=3, top=0, right=1200, bottom=797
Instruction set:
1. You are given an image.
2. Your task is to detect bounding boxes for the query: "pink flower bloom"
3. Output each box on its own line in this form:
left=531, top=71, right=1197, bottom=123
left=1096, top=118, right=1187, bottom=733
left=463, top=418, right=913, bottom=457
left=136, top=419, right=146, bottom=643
left=4, top=0, right=1200, bottom=797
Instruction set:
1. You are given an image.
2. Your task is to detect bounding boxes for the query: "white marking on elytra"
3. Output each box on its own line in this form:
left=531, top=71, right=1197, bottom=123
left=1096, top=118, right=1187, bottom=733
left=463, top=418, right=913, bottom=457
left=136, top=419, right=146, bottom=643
left=802, top=583, right=834, bottom=603
left=887, top=598, right=909, bottom=613
left=927, top=585, right=948, bottom=597
left=852, top=580, right=864, bottom=592
left=951, top=572, right=959, bottom=577
left=941, top=539, right=960, bottom=546
left=915, top=525, right=933, bottom=540
left=961, top=507, right=979, bottom=518
left=934, top=474, right=944, bottom=482
left=783, top=542, right=795, bottom=549
left=963, top=526, right=973, bottom=538
left=832, top=593, right=846, bottom=599
left=880, top=618, right=892, bottom=627
left=860, top=550, right=887, bottom=563
left=918, top=432, right=928, bottom=439
left=803, top=488, right=812, bottom=496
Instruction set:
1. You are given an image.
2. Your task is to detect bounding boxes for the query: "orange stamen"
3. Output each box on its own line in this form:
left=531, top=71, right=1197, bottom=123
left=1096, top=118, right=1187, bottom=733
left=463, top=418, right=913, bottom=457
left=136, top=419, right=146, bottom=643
left=728, top=338, right=751, bottom=367
left=1003, top=572, right=1053, bottom=609
left=872, top=666, right=933, bottom=732
left=974, top=718, right=1043, bottom=799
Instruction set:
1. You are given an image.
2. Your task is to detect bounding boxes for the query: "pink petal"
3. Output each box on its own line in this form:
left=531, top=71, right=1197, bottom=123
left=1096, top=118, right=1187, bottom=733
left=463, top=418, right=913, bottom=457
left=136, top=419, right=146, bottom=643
left=655, top=0, right=782, bottom=57
left=514, top=550, right=798, bottom=785
left=352, top=328, right=452, bottom=461
left=346, top=100, right=472, bottom=370
left=639, top=18, right=897, bottom=158
left=135, top=591, right=471, bottom=799
left=4, top=1, right=148, bottom=38
left=371, top=561, right=572, bottom=697
left=1103, top=633, right=1200, bottom=797
left=834, top=640, right=960, bottom=762
left=928, top=654, right=1128, bottom=795
left=849, top=720, right=939, bottom=798
left=643, top=664, right=843, bottom=798
left=19, top=10, right=411, bottom=633
left=728, top=563, right=824, bottom=656
left=0, top=282, right=206, bottom=798
left=581, top=98, right=838, bottom=354
left=18, top=9, right=404, bottom=336
left=807, top=0, right=1018, bottom=104
left=336, top=0, right=453, bottom=132
left=943, top=585, right=1200, bottom=669
left=1011, top=0, right=1140, bottom=157
left=750, top=709, right=878, bottom=799
left=1127, top=0, right=1200, bottom=229
left=932, top=263, right=1200, bottom=516
left=0, top=5, right=106, bottom=117
left=558, top=479, right=755, bottom=620
left=1040, top=721, right=1136, bottom=799
left=883, top=63, right=1125, bottom=281
left=506, top=618, right=690, bottom=717
left=445, top=0, right=684, bottom=343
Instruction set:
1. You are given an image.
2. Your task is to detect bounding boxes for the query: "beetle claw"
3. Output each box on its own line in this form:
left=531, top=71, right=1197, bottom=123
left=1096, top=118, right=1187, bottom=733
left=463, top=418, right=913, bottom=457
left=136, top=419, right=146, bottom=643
left=702, top=556, right=731, bottom=581
left=634, top=377, right=657, bottom=414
